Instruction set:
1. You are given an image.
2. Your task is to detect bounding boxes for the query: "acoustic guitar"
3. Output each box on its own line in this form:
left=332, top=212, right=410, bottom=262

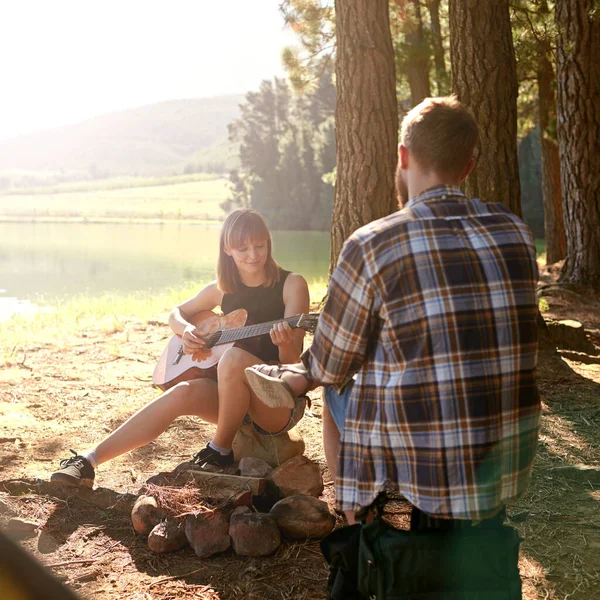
left=152, top=309, right=320, bottom=391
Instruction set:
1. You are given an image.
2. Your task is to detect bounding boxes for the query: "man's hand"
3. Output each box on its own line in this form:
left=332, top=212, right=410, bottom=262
left=181, top=324, right=206, bottom=354
left=270, top=321, right=294, bottom=348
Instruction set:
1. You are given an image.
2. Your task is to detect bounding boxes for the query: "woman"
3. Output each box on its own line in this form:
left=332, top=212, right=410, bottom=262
left=51, top=209, right=310, bottom=487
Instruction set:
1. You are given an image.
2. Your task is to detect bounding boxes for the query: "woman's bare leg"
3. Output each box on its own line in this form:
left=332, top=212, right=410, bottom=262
left=93, top=378, right=219, bottom=465
left=212, top=347, right=291, bottom=449
left=92, top=346, right=294, bottom=465
left=275, top=363, right=312, bottom=395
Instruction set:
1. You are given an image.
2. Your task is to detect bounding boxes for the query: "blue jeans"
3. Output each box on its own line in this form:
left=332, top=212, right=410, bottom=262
left=242, top=395, right=306, bottom=436
left=324, top=381, right=353, bottom=432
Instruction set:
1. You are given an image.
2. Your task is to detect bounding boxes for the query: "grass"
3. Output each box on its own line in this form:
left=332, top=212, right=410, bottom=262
left=535, top=239, right=546, bottom=260
left=0, top=175, right=230, bottom=222
left=2, top=173, right=221, bottom=196
left=0, top=279, right=330, bottom=364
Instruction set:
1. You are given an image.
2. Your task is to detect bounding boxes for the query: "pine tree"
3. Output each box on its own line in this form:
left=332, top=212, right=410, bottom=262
left=390, top=0, right=432, bottom=105
left=227, top=66, right=336, bottom=230
left=280, top=0, right=336, bottom=92
left=450, top=0, right=522, bottom=215
left=555, top=0, right=600, bottom=288
left=331, top=0, right=399, bottom=265
left=512, top=0, right=565, bottom=263
left=425, top=0, right=450, bottom=95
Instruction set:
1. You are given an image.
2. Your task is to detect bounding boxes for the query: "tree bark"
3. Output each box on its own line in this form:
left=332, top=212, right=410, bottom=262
left=449, top=0, right=522, bottom=216
left=541, top=137, right=565, bottom=264
left=426, top=0, right=449, bottom=95
left=555, top=0, right=600, bottom=289
left=331, top=0, right=398, bottom=268
left=538, top=50, right=565, bottom=264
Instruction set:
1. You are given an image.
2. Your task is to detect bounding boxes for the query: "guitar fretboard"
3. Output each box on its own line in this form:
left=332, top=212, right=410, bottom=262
left=207, top=315, right=303, bottom=348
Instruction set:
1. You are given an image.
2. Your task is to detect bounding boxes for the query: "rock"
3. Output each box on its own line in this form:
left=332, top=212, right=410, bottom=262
left=549, top=464, right=600, bottom=484
left=0, top=496, right=14, bottom=515
left=270, top=495, right=335, bottom=539
left=546, top=319, right=597, bottom=354
left=6, top=517, right=39, bottom=540
left=230, top=492, right=253, bottom=508
left=131, top=495, right=166, bottom=535
left=38, top=532, right=62, bottom=554
left=148, top=518, right=188, bottom=553
left=229, top=511, right=281, bottom=556
left=185, top=510, right=231, bottom=558
left=238, top=457, right=272, bottom=478
left=507, top=510, right=529, bottom=523
left=232, top=423, right=304, bottom=468
left=268, top=455, right=323, bottom=498
left=231, top=506, right=251, bottom=517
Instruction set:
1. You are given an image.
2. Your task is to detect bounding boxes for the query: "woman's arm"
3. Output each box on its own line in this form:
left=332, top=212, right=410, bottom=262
left=271, top=273, right=310, bottom=364
left=168, top=281, right=223, bottom=354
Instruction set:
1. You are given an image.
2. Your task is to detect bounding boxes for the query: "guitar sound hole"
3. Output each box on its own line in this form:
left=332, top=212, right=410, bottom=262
left=206, top=330, right=223, bottom=349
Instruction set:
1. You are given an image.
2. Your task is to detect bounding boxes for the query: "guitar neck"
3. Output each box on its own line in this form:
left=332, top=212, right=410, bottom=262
left=209, top=315, right=302, bottom=347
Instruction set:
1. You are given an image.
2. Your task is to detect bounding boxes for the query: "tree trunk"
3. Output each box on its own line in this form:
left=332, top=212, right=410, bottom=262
left=331, top=0, right=398, bottom=268
left=405, top=0, right=432, bottom=105
left=555, top=0, right=600, bottom=289
left=449, top=0, right=522, bottom=216
left=541, top=137, right=565, bottom=264
left=538, top=50, right=565, bottom=264
left=426, top=0, right=449, bottom=95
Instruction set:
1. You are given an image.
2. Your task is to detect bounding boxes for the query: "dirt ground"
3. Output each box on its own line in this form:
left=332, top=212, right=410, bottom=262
left=1, top=271, right=600, bottom=600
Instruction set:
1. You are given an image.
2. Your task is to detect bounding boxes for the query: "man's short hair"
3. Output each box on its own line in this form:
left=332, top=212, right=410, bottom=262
left=400, top=96, right=478, bottom=179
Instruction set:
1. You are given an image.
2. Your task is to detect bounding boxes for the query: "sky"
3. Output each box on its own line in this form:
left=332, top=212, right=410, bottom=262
left=0, top=0, right=296, bottom=141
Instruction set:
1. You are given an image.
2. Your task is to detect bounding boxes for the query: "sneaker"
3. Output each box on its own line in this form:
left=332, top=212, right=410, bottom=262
left=190, top=444, right=234, bottom=470
left=50, top=450, right=95, bottom=488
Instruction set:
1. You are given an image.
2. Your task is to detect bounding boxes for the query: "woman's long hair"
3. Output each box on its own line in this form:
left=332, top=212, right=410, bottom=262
left=217, top=209, right=281, bottom=293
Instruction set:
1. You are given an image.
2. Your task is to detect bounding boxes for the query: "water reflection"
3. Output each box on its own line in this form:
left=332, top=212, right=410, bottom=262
left=0, top=296, right=40, bottom=321
left=0, top=222, right=330, bottom=301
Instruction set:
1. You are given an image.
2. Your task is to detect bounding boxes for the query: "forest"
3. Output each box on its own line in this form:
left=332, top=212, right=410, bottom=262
left=227, top=0, right=599, bottom=292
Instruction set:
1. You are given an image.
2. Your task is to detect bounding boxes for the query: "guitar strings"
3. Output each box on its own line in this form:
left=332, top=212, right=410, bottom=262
left=210, top=315, right=302, bottom=347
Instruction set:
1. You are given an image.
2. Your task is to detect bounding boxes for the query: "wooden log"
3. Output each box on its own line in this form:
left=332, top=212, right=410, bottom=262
left=144, top=469, right=266, bottom=499
left=185, top=470, right=265, bottom=496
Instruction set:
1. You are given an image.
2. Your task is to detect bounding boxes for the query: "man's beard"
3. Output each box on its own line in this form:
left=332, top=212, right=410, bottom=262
left=395, top=163, right=408, bottom=208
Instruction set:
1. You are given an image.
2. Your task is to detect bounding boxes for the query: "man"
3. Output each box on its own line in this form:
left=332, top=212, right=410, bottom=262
left=246, top=96, right=540, bottom=526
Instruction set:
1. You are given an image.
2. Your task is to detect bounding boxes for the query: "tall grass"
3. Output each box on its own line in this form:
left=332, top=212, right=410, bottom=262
left=0, top=279, right=329, bottom=364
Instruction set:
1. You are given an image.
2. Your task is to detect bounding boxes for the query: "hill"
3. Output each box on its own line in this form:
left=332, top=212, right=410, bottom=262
left=0, top=95, right=243, bottom=184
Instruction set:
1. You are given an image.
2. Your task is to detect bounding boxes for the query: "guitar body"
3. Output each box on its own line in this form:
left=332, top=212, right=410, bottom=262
left=152, top=309, right=248, bottom=391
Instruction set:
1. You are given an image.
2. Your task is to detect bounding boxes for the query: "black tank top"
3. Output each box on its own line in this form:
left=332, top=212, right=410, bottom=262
left=221, top=269, right=290, bottom=363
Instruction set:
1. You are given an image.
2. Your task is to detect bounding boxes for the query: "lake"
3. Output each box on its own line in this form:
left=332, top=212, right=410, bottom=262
left=0, top=222, right=330, bottom=317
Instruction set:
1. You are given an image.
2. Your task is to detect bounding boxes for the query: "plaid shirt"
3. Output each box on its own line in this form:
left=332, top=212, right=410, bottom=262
left=304, top=186, right=540, bottom=519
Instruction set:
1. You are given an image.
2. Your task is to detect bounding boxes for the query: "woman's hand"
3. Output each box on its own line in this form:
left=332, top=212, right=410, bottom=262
left=181, top=324, right=206, bottom=354
left=270, top=321, right=295, bottom=348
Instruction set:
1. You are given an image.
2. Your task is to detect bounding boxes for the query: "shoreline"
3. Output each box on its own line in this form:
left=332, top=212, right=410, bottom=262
left=0, top=215, right=223, bottom=226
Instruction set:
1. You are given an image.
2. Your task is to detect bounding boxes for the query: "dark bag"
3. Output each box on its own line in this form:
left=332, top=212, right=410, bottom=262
left=321, top=498, right=522, bottom=600
left=320, top=523, right=363, bottom=600
left=357, top=517, right=522, bottom=599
